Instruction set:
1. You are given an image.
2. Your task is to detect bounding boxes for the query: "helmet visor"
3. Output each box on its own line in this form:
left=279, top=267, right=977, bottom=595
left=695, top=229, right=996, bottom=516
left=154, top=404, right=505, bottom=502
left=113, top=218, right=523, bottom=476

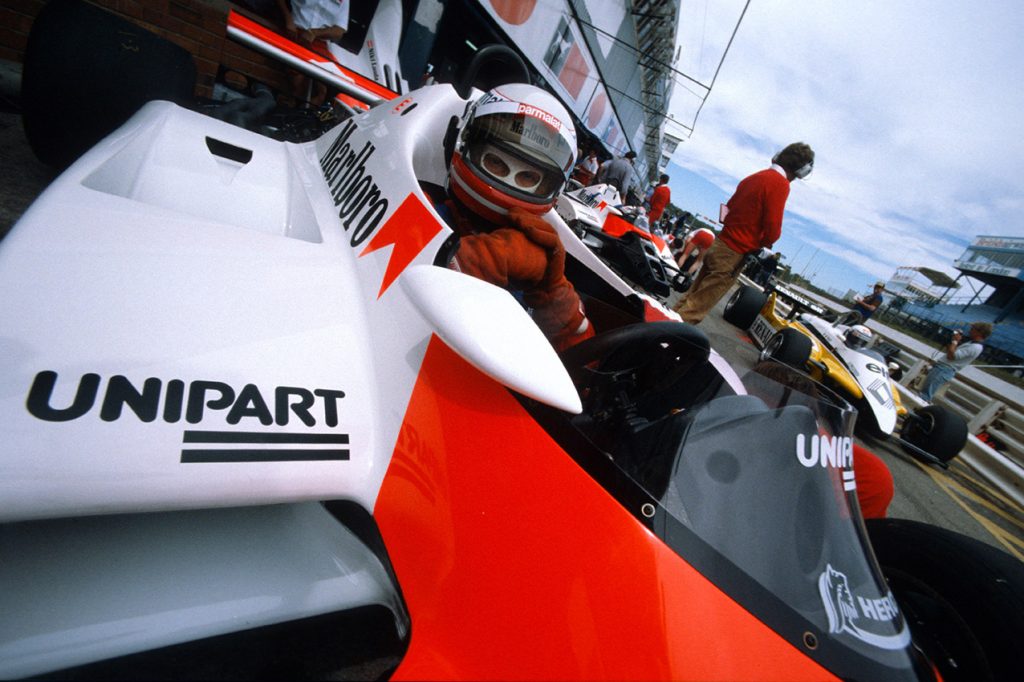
left=467, top=138, right=566, bottom=200
left=846, top=331, right=869, bottom=349
left=468, top=112, right=574, bottom=174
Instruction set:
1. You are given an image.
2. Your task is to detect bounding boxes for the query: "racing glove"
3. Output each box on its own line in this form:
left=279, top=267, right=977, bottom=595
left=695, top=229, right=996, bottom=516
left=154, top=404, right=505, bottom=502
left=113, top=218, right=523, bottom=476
left=452, top=208, right=594, bottom=350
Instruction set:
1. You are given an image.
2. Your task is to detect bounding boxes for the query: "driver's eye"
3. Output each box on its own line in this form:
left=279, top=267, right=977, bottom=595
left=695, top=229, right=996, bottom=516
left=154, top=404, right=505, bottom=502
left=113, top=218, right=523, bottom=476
left=514, top=170, right=542, bottom=188
left=482, top=152, right=510, bottom=178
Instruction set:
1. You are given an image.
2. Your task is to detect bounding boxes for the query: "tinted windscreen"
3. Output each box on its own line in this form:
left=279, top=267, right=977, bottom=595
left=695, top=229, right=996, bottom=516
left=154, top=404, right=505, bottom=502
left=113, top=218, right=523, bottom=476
left=616, top=360, right=913, bottom=669
left=537, top=324, right=923, bottom=678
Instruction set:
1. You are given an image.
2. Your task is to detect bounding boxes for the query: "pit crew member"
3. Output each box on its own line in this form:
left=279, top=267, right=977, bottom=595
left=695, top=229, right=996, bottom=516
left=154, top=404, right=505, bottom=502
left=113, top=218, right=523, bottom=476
left=673, top=142, right=814, bottom=324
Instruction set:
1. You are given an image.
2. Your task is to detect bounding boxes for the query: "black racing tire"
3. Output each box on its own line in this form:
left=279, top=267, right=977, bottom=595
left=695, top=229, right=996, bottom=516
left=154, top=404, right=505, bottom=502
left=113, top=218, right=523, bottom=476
left=759, top=328, right=812, bottom=368
left=22, top=0, right=197, bottom=168
left=866, top=518, right=1024, bottom=681
left=901, top=404, right=968, bottom=464
left=671, top=272, right=691, bottom=293
left=722, top=285, right=767, bottom=329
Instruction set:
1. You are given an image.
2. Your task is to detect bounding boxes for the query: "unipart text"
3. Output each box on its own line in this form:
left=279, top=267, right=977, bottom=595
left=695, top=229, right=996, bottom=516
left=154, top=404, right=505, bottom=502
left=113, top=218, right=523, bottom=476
left=27, top=371, right=345, bottom=427
left=795, top=433, right=854, bottom=468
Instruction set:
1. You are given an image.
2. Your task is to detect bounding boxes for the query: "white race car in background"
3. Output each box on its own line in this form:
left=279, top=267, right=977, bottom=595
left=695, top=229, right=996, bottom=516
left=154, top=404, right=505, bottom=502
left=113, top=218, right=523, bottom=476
left=557, top=183, right=684, bottom=300
left=724, top=281, right=970, bottom=466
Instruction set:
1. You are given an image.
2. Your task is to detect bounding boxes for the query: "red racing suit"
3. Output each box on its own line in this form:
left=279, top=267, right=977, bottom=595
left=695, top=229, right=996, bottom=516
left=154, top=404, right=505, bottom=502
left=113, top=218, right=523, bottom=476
left=444, top=200, right=594, bottom=352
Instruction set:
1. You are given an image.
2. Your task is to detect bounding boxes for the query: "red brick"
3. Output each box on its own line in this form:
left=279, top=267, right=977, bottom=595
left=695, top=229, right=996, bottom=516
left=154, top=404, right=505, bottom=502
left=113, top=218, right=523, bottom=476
left=0, top=46, right=23, bottom=63
left=168, top=0, right=202, bottom=26
left=201, top=9, right=229, bottom=35
left=179, top=18, right=213, bottom=44
left=190, top=40, right=221, bottom=63
left=4, top=0, right=46, bottom=17
left=0, top=8, right=34, bottom=34
left=221, top=39, right=258, bottom=60
left=0, top=25, right=28, bottom=50
left=142, top=6, right=168, bottom=25
left=161, top=14, right=190, bottom=38
left=116, top=1, right=146, bottom=22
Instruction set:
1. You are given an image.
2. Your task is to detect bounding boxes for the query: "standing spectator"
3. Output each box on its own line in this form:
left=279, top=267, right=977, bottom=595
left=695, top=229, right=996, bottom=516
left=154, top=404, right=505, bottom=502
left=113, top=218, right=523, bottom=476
left=853, top=282, right=885, bottom=320
left=596, top=151, right=637, bottom=201
left=753, top=250, right=782, bottom=287
left=276, top=0, right=349, bottom=105
left=572, top=149, right=600, bottom=186
left=278, top=0, right=348, bottom=42
left=648, top=174, right=671, bottom=227
left=919, top=322, right=993, bottom=401
left=671, top=211, right=693, bottom=240
left=673, top=142, right=814, bottom=324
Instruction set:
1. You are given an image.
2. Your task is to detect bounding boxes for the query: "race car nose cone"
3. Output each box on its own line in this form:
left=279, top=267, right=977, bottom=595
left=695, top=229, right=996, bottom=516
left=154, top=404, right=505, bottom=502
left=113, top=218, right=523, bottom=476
left=402, top=265, right=582, bottom=414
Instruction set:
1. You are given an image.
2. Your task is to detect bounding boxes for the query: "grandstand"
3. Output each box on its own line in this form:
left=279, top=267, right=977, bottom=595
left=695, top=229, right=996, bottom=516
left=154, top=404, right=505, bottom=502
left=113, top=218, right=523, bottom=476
left=876, top=236, right=1024, bottom=369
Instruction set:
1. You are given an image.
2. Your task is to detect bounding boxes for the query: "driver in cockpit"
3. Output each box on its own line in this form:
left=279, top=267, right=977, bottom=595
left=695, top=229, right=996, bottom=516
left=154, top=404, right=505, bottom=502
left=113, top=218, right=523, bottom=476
left=435, top=84, right=594, bottom=352
left=844, top=324, right=873, bottom=350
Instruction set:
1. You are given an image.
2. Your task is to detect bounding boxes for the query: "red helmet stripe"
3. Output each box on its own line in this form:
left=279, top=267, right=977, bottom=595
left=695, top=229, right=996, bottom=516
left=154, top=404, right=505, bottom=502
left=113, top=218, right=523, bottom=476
left=450, top=154, right=554, bottom=221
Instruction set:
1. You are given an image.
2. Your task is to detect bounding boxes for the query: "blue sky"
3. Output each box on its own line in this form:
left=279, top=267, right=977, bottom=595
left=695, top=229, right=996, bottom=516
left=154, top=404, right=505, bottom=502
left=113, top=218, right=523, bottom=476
left=663, top=0, right=1024, bottom=295
left=664, top=162, right=889, bottom=295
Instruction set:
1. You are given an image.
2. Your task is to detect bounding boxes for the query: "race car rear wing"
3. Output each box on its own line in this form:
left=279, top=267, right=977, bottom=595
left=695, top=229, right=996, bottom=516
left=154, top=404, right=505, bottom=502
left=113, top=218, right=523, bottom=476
left=768, top=281, right=828, bottom=319
left=225, top=10, right=399, bottom=112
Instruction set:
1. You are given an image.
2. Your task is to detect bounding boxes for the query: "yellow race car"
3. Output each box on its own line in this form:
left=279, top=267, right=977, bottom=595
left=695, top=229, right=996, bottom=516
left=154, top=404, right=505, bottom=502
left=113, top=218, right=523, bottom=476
left=723, top=282, right=968, bottom=465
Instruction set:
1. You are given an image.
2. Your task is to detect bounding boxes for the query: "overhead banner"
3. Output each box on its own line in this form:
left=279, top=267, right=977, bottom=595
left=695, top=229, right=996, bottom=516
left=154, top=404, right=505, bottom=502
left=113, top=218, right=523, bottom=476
left=482, top=0, right=627, bottom=154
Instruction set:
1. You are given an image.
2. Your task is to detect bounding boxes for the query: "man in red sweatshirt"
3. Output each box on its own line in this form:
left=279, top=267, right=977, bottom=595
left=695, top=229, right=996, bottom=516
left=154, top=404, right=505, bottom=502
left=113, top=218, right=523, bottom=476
left=648, top=174, right=671, bottom=226
left=674, top=143, right=814, bottom=323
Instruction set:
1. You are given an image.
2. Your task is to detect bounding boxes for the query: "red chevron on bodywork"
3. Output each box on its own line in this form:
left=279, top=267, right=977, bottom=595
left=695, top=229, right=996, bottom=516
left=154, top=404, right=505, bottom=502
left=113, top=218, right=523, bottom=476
left=360, top=193, right=444, bottom=298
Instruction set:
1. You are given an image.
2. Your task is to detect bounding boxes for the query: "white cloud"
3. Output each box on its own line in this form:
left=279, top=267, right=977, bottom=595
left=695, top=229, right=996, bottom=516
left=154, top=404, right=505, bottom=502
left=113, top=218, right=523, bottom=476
left=667, top=0, right=1024, bottom=290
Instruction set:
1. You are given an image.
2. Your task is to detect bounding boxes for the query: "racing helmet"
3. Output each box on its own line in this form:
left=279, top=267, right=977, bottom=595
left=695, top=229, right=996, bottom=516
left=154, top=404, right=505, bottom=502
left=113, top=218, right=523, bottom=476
left=448, top=84, right=578, bottom=222
left=845, top=324, right=873, bottom=350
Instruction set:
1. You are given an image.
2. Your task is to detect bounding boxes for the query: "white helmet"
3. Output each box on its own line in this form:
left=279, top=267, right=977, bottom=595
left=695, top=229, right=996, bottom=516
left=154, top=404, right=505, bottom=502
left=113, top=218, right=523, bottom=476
left=448, top=84, right=577, bottom=222
left=845, top=324, right=873, bottom=350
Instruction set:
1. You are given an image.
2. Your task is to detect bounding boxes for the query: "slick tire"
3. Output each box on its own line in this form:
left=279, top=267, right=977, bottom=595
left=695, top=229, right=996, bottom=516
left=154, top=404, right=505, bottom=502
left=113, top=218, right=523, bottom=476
left=722, top=285, right=767, bottom=329
left=22, top=0, right=197, bottom=168
left=866, top=518, right=1024, bottom=682
left=671, top=272, right=691, bottom=293
left=901, top=404, right=968, bottom=464
left=759, top=328, right=812, bottom=369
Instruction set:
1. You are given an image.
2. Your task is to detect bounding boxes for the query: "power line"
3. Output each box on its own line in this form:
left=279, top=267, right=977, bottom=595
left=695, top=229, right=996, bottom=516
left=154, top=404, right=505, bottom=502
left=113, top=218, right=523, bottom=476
left=571, top=0, right=752, bottom=139
left=571, top=15, right=709, bottom=92
left=688, top=0, right=751, bottom=137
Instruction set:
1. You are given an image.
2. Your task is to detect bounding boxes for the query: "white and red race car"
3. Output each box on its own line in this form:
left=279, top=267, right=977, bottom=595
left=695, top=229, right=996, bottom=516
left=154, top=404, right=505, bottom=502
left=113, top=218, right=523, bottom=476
left=556, top=183, right=684, bottom=299
left=3, top=17, right=1023, bottom=682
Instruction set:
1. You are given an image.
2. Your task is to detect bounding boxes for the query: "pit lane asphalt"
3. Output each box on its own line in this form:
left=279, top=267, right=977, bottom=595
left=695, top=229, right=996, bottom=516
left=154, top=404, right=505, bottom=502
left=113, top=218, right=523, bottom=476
left=2, top=101, right=1021, bottom=564
left=666, top=288, right=1024, bottom=562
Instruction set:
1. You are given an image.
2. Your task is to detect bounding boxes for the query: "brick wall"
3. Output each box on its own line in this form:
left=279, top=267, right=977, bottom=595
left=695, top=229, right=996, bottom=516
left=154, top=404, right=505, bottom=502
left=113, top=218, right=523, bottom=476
left=0, top=0, right=292, bottom=99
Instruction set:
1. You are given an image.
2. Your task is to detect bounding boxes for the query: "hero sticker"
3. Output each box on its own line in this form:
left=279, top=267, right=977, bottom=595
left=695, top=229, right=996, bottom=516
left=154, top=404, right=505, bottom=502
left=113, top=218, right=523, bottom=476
left=818, top=564, right=910, bottom=650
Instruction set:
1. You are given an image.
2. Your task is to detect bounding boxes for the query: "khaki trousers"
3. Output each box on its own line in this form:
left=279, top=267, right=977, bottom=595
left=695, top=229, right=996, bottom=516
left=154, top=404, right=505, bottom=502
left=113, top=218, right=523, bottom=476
left=673, top=240, right=745, bottom=323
